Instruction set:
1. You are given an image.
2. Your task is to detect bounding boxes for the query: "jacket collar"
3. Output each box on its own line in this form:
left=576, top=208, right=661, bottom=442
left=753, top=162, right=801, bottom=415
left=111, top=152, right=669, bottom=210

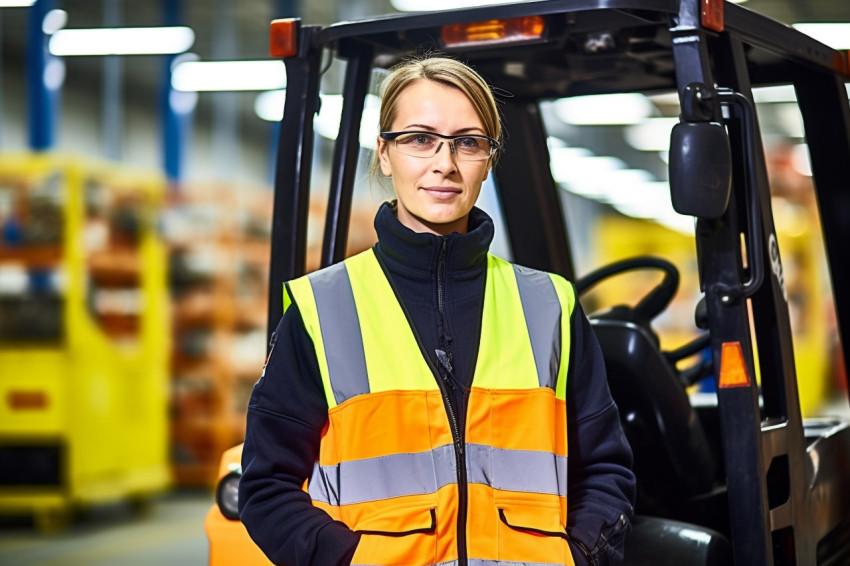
left=373, top=201, right=494, bottom=278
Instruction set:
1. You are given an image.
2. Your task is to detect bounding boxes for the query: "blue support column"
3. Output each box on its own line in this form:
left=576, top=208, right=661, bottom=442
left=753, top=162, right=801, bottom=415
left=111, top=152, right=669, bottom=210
left=161, top=0, right=185, bottom=184
left=27, top=0, right=58, bottom=150
left=102, top=0, right=123, bottom=161
left=212, top=0, right=238, bottom=181
left=0, top=12, right=4, bottom=148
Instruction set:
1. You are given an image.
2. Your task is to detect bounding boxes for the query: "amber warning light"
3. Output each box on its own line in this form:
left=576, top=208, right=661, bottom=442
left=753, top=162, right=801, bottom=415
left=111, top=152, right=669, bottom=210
left=701, top=0, right=724, bottom=32
left=270, top=18, right=299, bottom=58
left=442, top=15, right=545, bottom=47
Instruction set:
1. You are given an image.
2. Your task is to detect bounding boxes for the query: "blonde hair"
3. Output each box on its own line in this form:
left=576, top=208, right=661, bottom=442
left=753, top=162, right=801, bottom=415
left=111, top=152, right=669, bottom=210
left=370, top=55, right=502, bottom=180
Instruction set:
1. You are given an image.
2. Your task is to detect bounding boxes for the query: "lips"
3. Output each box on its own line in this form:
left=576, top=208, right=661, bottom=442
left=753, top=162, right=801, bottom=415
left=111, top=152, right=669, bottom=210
left=421, top=186, right=462, bottom=199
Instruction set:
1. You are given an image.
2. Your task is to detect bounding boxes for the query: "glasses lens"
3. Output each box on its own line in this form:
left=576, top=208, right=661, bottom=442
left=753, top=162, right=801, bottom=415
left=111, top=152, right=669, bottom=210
left=394, top=133, right=439, bottom=156
left=392, top=133, right=493, bottom=161
left=453, top=136, right=490, bottom=160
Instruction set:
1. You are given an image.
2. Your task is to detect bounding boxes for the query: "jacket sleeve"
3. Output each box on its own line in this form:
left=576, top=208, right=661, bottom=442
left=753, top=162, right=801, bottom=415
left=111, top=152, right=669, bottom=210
left=239, top=301, right=361, bottom=566
left=566, top=300, right=636, bottom=566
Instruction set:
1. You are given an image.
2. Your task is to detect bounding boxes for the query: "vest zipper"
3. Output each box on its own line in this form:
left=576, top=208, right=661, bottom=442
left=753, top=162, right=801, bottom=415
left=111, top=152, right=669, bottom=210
left=435, top=237, right=469, bottom=566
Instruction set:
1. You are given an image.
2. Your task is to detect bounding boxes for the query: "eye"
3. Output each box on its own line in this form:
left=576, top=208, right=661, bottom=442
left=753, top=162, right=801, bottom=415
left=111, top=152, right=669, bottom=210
left=398, top=133, right=437, bottom=147
left=455, top=136, right=482, bottom=150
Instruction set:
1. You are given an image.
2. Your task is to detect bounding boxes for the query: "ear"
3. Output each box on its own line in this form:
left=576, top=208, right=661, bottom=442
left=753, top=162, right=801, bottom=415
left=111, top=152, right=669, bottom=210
left=378, top=138, right=392, bottom=176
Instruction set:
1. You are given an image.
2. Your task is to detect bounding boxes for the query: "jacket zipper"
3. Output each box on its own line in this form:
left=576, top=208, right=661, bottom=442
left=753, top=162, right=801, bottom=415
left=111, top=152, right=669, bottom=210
left=434, top=237, right=468, bottom=566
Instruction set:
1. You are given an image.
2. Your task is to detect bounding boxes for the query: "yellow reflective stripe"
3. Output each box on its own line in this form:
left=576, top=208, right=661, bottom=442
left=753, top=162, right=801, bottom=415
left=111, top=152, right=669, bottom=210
left=345, top=251, right=436, bottom=393
left=288, top=275, right=337, bottom=408
left=282, top=283, right=293, bottom=314
left=549, top=275, right=575, bottom=401
left=474, top=256, right=538, bottom=390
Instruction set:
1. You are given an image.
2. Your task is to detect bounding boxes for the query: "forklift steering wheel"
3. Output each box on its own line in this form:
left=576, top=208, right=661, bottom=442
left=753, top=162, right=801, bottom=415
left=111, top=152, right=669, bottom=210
left=575, top=256, right=679, bottom=324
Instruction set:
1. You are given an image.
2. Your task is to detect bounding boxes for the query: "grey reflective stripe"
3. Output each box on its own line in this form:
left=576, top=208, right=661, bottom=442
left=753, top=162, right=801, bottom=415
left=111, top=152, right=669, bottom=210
left=308, top=262, right=369, bottom=404
left=309, top=444, right=567, bottom=505
left=466, top=444, right=567, bottom=498
left=309, top=444, right=457, bottom=505
left=469, top=561, right=566, bottom=566
left=354, top=562, right=459, bottom=566
left=513, top=265, right=562, bottom=390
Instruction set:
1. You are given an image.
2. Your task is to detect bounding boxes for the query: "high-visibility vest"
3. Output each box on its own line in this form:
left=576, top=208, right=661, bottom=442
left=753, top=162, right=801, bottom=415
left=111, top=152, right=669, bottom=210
left=285, top=249, right=577, bottom=566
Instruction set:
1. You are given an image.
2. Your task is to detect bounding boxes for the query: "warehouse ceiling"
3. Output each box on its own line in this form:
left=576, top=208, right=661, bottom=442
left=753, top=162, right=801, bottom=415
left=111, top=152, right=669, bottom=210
left=1, top=0, right=848, bottom=159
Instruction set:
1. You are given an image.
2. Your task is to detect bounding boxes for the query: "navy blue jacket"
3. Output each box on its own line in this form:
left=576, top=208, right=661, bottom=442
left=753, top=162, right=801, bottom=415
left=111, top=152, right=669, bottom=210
left=239, top=203, right=636, bottom=566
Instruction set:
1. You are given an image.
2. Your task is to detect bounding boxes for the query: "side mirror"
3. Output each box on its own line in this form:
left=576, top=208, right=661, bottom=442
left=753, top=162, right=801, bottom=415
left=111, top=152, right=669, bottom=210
left=668, top=83, right=732, bottom=219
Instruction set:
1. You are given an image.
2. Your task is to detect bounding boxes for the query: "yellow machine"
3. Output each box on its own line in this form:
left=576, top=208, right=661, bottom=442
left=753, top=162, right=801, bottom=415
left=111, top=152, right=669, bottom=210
left=0, top=153, right=171, bottom=528
left=591, top=211, right=832, bottom=417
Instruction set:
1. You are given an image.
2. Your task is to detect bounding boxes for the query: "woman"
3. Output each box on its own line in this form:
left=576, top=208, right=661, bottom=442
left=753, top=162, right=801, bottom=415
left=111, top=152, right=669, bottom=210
left=239, top=55, right=635, bottom=566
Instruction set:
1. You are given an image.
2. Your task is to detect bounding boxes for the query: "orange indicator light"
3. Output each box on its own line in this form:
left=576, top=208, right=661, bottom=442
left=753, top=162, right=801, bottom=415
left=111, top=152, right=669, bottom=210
left=270, top=18, right=299, bottom=59
left=701, top=0, right=724, bottom=32
left=442, top=15, right=545, bottom=47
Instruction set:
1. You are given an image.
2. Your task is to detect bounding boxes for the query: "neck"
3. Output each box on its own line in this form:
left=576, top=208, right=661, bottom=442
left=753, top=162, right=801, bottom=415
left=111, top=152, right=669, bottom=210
left=396, top=207, right=470, bottom=236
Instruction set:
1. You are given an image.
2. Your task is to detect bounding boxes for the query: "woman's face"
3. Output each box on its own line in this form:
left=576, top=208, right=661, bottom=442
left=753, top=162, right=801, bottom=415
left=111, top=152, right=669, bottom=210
left=377, top=79, right=491, bottom=235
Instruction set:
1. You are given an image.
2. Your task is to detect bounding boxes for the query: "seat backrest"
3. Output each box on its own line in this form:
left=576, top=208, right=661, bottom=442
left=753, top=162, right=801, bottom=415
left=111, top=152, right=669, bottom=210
left=591, top=319, right=716, bottom=510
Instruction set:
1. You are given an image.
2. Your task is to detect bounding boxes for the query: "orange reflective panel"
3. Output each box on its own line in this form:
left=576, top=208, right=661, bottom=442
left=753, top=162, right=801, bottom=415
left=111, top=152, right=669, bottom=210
left=322, top=390, right=451, bottom=465
left=466, top=387, right=567, bottom=455
left=719, top=341, right=752, bottom=388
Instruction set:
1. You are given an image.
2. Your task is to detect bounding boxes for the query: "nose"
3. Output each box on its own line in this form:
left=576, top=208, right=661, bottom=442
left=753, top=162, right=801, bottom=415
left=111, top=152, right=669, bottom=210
left=432, top=141, right=458, bottom=173
left=433, top=140, right=458, bottom=156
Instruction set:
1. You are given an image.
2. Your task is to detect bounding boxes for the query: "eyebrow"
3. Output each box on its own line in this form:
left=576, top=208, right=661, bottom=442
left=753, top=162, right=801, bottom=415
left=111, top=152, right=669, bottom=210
left=401, top=124, right=487, bottom=135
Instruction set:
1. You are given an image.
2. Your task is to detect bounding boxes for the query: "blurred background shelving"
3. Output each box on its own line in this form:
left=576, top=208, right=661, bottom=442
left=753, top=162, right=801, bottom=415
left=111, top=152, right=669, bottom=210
left=165, top=183, right=272, bottom=487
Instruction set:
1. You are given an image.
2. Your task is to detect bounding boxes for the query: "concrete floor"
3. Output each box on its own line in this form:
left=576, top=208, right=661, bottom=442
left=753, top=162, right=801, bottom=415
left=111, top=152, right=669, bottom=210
left=0, top=489, right=213, bottom=566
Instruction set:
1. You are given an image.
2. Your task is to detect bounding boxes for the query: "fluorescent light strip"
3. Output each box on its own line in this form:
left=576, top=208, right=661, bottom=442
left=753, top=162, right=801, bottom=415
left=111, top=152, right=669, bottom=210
left=390, top=0, right=515, bottom=11
left=0, top=1, right=36, bottom=7
left=49, top=26, right=194, bottom=56
left=255, top=90, right=286, bottom=121
left=752, top=84, right=797, bottom=103
left=554, top=93, right=655, bottom=126
left=792, top=23, right=850, bottom=50
left=624, top=117, right=680, bottom=152
left=173, top=60, right=286, bottom=92
left=42, top=9, right=67, bottom=35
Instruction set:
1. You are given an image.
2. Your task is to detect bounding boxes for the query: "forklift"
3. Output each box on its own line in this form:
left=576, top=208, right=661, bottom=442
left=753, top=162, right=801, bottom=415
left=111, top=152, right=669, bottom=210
left=205, top=0, right=850, bottom=563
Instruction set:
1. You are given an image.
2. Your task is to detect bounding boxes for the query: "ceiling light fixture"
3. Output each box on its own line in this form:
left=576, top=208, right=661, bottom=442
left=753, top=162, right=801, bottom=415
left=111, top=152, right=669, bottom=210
left=0, top=1, right=36, bottom=7
left=554, top=93, right=656, bottom=125
left=624, top=117, right=680, bottom=151
left=311, top=94, right=381, bottom=149
left=42, top=8, right=67, bottom=35
left=49, top=26, right=194, bottom=56
left=172, top=60, right=286, bottom=91
left=254, top=90, right=286, bottom=121
left=792, top=23, right=850, bottom=50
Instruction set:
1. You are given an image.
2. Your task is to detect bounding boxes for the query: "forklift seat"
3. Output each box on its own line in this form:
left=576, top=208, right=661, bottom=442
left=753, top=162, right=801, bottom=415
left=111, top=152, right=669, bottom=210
left=591, top=317, right=717, bottom=511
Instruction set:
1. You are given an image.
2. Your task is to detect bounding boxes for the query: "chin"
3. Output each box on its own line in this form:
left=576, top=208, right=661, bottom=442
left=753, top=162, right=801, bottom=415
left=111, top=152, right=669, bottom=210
left=422, top=213, right=464, bottom=226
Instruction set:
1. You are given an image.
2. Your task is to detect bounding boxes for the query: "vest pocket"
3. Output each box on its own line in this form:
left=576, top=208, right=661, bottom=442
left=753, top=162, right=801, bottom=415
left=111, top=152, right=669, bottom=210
left=496, top=499, right=570, bottom=564
left=353, top=506, right=436, bottom=536
left=350, top=502, right=438, bottom=566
